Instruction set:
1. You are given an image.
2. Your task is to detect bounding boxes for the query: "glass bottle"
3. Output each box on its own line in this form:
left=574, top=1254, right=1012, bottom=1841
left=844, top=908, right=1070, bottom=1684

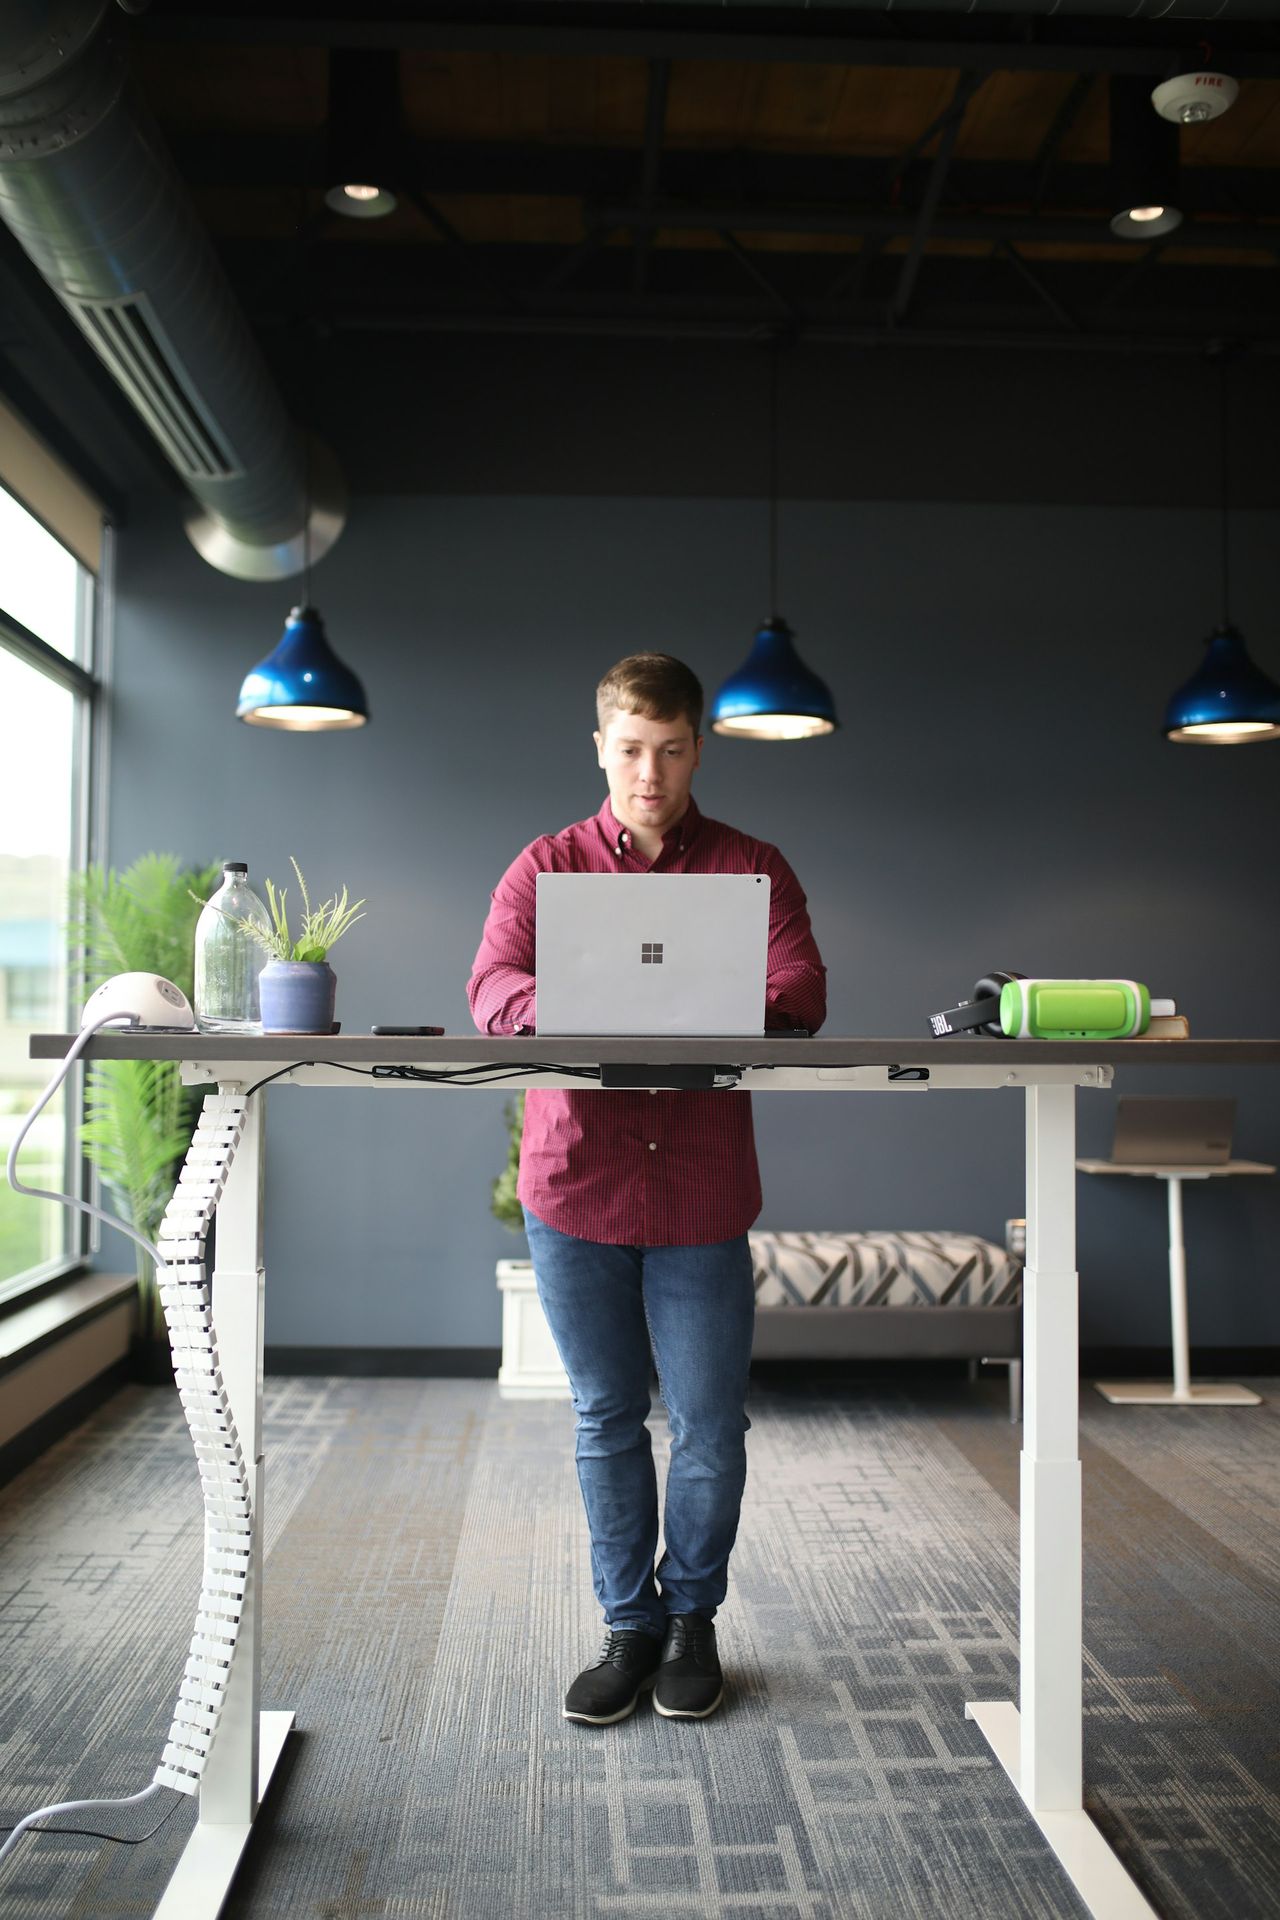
left=193, top=861, right=272, bottom=1033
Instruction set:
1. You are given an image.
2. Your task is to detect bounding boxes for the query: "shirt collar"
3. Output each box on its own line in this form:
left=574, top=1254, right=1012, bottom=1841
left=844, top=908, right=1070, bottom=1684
left=599, top=794, right=701, bottom=860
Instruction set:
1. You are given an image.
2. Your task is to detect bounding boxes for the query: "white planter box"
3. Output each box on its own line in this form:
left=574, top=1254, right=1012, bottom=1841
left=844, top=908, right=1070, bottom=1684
left=496, top=1258, right=572, bottom=1400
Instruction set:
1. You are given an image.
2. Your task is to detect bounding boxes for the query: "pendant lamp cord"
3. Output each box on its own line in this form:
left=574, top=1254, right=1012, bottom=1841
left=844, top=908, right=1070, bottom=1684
left=303, top=431, right=313, bottom=611
left=768, top=341, right=780, bottom=621
left=1218, top=350, right=1230, bottom=630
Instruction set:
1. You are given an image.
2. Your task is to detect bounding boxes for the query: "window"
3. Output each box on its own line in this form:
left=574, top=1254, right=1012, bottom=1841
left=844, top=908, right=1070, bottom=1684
left=0, top=472, right=102, bottom=1304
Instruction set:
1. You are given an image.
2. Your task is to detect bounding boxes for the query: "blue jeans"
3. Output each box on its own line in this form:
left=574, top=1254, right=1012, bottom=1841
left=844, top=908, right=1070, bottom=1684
left=523, top=1208, right=755, bottom=1640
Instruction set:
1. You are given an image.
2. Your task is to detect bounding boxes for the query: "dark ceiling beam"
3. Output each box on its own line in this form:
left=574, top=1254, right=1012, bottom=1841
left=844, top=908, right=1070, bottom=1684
left=227, top=238, right=1280, bottom=340
left=998, top=240, right=1082, bottom=332
left=594, top=201, right=1280, bottom=252
left=717, top=229, right=797, bottom=320
left=170, top=138, right=1280, bottom=224
left=401, top=188, right=511, bottom=302
left=632, top=59, right=669, bottom=296
left=132, top=11, right=1280, bottom=78
left=535, top=223, right=618, bottom=295
left=254, top=303, right=1280, bottom=357
left=1032, top=72, right=1096, bottom=215
left=889, top=70, right=979, bottom=324
left=884, top=70, right=983, bottom=198
left=824, top=236, right=884, bottom=305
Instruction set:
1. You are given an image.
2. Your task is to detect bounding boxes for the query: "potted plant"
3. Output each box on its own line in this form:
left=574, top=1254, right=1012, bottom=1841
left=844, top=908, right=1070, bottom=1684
left=491, top=1091, right=525, bottom=1235
left=68, top=852, right=223, bottom=1381
left=210, top=856, right=365, bottom=1034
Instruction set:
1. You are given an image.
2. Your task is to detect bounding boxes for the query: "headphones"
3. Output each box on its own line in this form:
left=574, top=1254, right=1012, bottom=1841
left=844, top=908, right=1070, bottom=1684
left=612, top=829, right=632, bottom=858
left=929, top=972, right=1026, bottom=1038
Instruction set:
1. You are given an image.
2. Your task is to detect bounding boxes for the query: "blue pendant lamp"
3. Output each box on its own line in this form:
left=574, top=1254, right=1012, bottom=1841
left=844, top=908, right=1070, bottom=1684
left=237, top=439, right=369, bottom=731
left=237, top=604, right=369, bottom=731
left=710, top=345, right=838, bottom=741
left=1164, top=354, right=1280, bottom=745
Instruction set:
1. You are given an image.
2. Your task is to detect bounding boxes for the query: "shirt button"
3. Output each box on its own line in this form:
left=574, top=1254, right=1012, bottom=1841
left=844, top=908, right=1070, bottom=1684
left=648, top=1142, right=657, bottom=1151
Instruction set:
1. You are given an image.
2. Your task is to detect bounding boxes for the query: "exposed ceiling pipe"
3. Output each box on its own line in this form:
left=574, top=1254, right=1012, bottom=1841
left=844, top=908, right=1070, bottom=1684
left=0, top=0, right=343, bottom=581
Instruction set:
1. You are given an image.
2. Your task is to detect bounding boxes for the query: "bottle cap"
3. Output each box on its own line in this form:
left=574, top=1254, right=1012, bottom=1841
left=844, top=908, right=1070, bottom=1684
left=1150, top=998, right=1177, bottom=1018
left=223, top=861, right=248, bottom=874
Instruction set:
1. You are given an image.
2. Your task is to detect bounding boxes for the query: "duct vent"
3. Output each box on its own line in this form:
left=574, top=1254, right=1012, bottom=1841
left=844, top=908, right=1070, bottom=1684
left=69, top=292, right=244, bottom=481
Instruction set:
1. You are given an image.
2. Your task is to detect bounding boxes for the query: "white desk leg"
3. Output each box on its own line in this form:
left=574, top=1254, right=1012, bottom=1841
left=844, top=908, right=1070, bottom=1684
left=1096, top=1175, right=1261, bottom=1408
left=153, top=1089, right=294, bottom=1919
left=967, top=1083, right=1157, bottom=1920
left=1167, top=1177, right=1191, bottom=1402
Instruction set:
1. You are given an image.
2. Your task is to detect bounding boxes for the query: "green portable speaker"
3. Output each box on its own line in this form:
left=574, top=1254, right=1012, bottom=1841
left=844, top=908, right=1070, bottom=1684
left=999, top=978, right=1154, bottom=1040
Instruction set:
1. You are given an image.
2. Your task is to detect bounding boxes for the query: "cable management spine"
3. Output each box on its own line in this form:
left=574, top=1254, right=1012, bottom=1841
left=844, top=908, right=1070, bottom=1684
left=151, top=1091, right=253, bottom=1797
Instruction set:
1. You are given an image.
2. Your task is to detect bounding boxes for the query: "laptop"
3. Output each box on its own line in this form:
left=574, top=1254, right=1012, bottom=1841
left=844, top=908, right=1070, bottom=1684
left=535, top=873, right=771, bottom=1036
left=1109, top=1096, right=1235, bottom=1166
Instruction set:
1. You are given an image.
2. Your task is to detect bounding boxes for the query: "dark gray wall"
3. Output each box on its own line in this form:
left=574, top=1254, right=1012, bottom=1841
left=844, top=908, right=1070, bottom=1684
left=105, top=339, right=1280, bottom=1354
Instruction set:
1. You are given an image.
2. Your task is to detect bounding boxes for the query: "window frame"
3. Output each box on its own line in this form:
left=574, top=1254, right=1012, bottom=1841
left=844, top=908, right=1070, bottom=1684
left=0, top=519, right=110, bottom=1309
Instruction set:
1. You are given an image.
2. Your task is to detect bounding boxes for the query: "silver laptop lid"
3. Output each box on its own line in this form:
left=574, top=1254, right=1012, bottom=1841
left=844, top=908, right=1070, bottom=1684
left=535, top=873, right=771, bottom=1036
left=1110, top=1096, right=1235, bottom=1166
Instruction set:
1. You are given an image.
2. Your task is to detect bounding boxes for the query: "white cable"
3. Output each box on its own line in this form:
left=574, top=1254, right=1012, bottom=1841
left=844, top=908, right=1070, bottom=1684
left=0, top=1785, right=164, bottom=1869
left=5, top=1014, right=165, bottom=1268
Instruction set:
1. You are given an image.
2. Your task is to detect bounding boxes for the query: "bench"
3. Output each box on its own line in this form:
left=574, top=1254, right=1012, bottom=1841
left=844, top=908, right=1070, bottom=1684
left=498, top=1221, right=1024, bottom=1419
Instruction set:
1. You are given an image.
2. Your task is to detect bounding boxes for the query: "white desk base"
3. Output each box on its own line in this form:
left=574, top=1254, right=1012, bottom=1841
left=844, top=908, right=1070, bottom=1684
left=965, top=1703, right=1157, bottom=1919
left=1077, top=1161, right=1272, bottom=1408
left=1096, top=1380, right=1261, bottom=1406
left=152, top=1711, right=294, bottom=1920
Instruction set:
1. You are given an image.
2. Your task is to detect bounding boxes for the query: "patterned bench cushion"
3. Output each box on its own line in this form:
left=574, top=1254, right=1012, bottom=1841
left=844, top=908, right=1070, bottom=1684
left=749, top=1231, right=1022, bottom=1309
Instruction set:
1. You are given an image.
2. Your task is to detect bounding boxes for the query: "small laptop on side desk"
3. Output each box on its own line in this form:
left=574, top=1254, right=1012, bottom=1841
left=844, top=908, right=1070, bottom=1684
left=534, top=873, right=771, bottom=1037
left=1109, top=1096, right=1235, bottom=1167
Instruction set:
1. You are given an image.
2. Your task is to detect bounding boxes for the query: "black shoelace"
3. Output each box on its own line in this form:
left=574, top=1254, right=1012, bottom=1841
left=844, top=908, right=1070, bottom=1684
left=666, top=1616, right=717, bottom=1667
left=598, top=1630, right=656, bottom=1670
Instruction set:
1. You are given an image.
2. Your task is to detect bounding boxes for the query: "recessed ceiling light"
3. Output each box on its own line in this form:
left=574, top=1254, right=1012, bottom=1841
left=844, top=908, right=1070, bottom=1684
left=323, top=183, right=397, bottom=220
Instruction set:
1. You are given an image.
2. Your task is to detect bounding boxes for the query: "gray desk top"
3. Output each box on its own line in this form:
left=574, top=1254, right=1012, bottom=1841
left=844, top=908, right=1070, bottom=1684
left=29, top=1034, right=1280, bottom=1067
left=1076, top=1158, right=1276, bottom=1177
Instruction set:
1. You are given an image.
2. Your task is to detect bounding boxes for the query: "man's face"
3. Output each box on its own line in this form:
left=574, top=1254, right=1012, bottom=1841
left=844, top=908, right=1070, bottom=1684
left=594, top=709, right=702, bottom=842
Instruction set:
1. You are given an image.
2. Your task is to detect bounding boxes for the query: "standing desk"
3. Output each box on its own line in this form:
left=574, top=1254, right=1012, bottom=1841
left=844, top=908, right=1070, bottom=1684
left=28, top=1031, right=1280, bottom=1920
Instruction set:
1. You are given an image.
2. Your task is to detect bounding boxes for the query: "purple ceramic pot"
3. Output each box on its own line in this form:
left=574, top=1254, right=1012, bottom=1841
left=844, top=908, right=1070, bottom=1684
left=259, top=961, right=337, bottom=1033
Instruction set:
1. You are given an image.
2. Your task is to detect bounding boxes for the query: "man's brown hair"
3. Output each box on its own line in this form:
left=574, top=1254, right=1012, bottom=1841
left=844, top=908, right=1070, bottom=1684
left=596, top=653, right=703, bottom=737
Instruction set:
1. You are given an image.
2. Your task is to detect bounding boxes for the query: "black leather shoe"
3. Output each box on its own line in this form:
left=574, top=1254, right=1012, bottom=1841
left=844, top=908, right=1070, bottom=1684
left=563, top=1628, right=664, bottom=1725
left=653, top=1613, right=724, bottom=1719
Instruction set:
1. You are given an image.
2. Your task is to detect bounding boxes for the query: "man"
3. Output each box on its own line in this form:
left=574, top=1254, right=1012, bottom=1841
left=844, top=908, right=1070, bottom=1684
left=468, top=652, right=825, bottom=1726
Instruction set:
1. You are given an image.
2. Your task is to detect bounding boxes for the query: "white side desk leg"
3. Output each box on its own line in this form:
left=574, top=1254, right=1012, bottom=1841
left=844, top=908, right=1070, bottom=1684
left=967, top=1082, right=1157, bottom=1920
left=1166, top=1176, right=1191, bottom=1404
left=154, top=1089, right=294, bottom=1919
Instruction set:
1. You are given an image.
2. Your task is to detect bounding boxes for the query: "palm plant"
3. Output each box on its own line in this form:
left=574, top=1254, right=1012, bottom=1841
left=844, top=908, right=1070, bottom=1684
left=491, top=1092, right=525, bottom=1233
left=67, top=853, right=222, bottom=1349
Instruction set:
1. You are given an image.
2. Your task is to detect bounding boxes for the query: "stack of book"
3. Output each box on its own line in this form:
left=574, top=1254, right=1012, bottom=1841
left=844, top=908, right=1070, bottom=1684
left=1137, top=1013, right=1190, bottom=1039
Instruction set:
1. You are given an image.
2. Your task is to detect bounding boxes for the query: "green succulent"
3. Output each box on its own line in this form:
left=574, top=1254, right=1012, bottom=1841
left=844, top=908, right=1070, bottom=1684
left=196, top=855, right=366, bottom=964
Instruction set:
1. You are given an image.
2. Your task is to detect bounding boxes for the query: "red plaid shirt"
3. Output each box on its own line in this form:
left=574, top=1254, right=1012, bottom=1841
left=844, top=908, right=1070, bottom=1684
left=467, top=796, right=826, bottom=1245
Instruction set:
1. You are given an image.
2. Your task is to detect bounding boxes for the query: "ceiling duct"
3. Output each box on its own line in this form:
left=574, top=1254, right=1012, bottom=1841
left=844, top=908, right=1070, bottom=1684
left=608, top=0, right=1280, bottom=12
left=0, top=0, right=343, bottom=581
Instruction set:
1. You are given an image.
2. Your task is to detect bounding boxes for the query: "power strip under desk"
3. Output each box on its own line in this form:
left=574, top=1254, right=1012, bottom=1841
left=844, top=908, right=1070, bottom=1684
left=599, top=1063, right=733, bottom=1089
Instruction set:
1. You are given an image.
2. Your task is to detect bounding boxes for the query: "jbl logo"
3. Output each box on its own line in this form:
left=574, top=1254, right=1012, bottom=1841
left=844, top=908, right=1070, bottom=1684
left=641, top=942, right=664, bottom=965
